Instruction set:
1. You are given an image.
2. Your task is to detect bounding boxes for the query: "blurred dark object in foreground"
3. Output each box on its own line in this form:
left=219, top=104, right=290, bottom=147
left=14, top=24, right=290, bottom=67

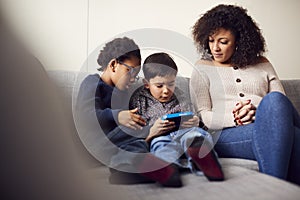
left=0, top=21, right=118, bottom=200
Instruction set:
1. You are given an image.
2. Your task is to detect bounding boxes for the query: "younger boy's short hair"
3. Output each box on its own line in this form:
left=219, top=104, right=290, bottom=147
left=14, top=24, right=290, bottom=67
left=143, top=52, right=178, bottom=80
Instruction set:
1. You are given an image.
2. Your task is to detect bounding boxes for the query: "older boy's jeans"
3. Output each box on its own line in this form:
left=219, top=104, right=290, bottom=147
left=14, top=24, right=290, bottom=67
left=105, top=126, right=149, bottom=171
left=214, top=92, right=300, bottom=184
left=150, top=127, right=213, bottom=175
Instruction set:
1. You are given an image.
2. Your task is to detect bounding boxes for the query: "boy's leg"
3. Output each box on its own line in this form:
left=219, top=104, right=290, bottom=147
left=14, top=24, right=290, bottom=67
left=182, top=127, right=224, bottom=181
left=107, top=127, right=182, bottom=187
left=150, top=134, right=184, bottom=165
left=108, top=135, right=153, bottom=185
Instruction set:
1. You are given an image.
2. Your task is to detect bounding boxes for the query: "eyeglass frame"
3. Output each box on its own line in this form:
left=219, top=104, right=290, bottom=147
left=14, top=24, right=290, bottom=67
left=117, top=61, right=141, bottom=81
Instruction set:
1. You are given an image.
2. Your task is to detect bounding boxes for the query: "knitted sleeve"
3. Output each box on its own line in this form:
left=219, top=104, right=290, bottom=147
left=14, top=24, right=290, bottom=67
left=264, top=62, right=286, bottom=95
left=189, top=67, right=235, bottom=130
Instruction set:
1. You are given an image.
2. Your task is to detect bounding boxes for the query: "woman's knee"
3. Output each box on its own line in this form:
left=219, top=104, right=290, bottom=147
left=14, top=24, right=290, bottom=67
left=263, top=91, right=286, bottom=103
left=259, top=91, right=292, bottom=112
left=256, top=92, right=295, bottom=131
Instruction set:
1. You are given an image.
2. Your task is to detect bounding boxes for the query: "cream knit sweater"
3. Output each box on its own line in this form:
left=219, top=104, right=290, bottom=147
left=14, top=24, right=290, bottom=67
left=189, top=61, right=285, bottom=130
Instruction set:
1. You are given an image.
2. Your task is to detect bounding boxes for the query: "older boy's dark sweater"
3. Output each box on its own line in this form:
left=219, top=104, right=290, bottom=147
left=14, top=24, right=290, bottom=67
left=76, top=74, right=128, bottom=134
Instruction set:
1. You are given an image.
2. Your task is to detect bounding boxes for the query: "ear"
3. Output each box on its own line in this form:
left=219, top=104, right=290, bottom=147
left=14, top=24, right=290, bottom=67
left=143, top=78, right=150, bottom=89
left=108, top=59, right=117, bottom=72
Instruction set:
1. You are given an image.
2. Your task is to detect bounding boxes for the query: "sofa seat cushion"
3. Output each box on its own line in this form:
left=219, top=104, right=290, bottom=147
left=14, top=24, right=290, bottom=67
left=85, top=162, right=300, bottom=200
left=220, top=158, right=258, bottom=171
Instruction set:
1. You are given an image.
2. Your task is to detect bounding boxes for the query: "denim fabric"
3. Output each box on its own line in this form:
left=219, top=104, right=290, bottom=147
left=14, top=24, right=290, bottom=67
left=105, top=126, right=149, bottom=170
left=150, top=127, right=213, bottom=175
left=214, top=92, right=300, bottom=184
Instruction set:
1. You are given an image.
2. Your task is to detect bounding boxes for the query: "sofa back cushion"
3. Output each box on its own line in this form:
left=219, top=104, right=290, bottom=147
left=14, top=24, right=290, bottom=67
left=281, top=80, right=300, bottom=113
left=47, top=70, right=300, bottom=116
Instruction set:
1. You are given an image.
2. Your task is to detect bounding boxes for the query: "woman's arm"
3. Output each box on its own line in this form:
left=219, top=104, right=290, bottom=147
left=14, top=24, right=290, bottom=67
left=189, top=67, right=236, bottom=130
left=233, top=61, right=285, bottom=126
left=265, top=61, right=286, bottom=95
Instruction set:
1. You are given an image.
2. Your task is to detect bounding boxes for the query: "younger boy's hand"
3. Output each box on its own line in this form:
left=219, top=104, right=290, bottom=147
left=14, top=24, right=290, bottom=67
left=181, top=115, right=200, bottom=128
left=146, top=119, right=175, bottom=142
left=118, top=108, right=146, bottom=130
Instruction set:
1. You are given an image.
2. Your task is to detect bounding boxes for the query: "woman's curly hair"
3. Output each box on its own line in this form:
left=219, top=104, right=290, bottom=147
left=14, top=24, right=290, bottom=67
left=192, top=4, right=266, bottom=67
left=97, top=37, right=141, bottom=71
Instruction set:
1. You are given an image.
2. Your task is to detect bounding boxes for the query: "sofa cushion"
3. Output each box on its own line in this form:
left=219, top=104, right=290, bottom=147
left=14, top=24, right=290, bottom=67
left=281, top=80, right=300, bottom=113
left=85, top=159, right=300, bottom=200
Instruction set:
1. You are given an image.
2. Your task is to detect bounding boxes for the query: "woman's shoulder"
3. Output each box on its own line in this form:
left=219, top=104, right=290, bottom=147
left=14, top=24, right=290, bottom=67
left=253, top=57, right=278, bottom=74
left=249, top=56, right=273, bottom=69
left=257, top=56, right=269, bottom=63
left=193, top=59, right=216, bottom=74
left=195, top=59, right=214, bottom=66
left=243, top=57, right=278, bottom=75
left=196, top=57, right=269, bottom=66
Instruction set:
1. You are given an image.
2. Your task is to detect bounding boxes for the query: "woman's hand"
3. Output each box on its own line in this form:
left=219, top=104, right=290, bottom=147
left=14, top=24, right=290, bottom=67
left=181, top=115, right=200, bottom=128
left=233, top=100, right=256, bottom=126
left=146, top=119, right=175, bottom=142
left=118, top=108, right=146, bottom=130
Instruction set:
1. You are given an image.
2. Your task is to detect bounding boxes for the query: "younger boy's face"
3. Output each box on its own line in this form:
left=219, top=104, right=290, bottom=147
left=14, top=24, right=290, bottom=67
left=145, top=75, right=176, bottom=103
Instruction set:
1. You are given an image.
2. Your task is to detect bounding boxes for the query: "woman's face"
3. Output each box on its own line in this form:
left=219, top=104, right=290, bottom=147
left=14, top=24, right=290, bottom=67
left=208, top=28, right=236, bottom=66
left=113, top=57, right=141, bottom=91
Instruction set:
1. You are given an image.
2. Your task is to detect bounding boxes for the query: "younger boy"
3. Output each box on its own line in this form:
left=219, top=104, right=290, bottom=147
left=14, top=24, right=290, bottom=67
left=129, top=52, right=224, bottom=181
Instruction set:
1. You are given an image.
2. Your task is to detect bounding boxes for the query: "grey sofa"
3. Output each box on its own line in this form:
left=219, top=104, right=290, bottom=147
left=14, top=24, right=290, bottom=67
left=47, top=70, right=300, bottom=200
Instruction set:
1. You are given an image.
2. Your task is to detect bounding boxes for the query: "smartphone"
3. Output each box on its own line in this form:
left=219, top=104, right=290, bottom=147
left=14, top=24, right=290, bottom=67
left=161, top=111, right=194, bottom=128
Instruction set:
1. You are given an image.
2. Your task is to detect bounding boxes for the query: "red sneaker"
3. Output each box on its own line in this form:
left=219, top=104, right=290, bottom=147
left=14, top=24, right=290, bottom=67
left=137, top=154, right=183, bottom=187
left=187, top=136, right=224, bottom=181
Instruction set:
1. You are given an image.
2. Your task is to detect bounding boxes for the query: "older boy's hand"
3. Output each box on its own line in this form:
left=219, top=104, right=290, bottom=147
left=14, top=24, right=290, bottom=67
left=181, top=115, right=200, bottom=128
left=118, top=108, right=146, bottom=130
left=146, top=119, right=175, bottom=142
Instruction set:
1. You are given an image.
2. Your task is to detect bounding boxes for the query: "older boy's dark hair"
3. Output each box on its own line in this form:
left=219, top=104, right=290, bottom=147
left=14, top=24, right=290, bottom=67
left=143, top=52, right=178, bottom=80
left=192, top=4, right=266, bottom=67
left=97, top=37, right=141, bottom=71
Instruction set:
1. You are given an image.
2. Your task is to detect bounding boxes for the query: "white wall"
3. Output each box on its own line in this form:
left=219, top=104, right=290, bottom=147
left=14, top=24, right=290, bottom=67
left=1, top=0, right=300, bottom=79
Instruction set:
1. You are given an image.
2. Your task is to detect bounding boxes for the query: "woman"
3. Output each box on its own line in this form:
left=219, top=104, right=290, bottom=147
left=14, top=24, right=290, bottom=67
left=190, top=4, right=300, bottom=185
left=75, top=37, right=182, bottom=187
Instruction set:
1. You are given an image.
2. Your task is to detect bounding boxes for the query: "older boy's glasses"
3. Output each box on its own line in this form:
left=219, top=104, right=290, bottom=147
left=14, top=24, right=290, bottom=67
left=118, top=61, right=140, bottom=81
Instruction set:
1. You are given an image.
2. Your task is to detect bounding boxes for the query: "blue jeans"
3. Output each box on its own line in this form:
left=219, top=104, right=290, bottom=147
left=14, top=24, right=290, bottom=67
left=105, top=126, right=149, bottom=171
left=150, top=127, right=213, bottom=175
left=214, top=92, right=300, bottom=184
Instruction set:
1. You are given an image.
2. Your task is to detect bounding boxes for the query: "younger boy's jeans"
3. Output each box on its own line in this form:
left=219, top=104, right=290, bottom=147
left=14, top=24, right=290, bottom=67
left=150, top=127, right=214, bottom=175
